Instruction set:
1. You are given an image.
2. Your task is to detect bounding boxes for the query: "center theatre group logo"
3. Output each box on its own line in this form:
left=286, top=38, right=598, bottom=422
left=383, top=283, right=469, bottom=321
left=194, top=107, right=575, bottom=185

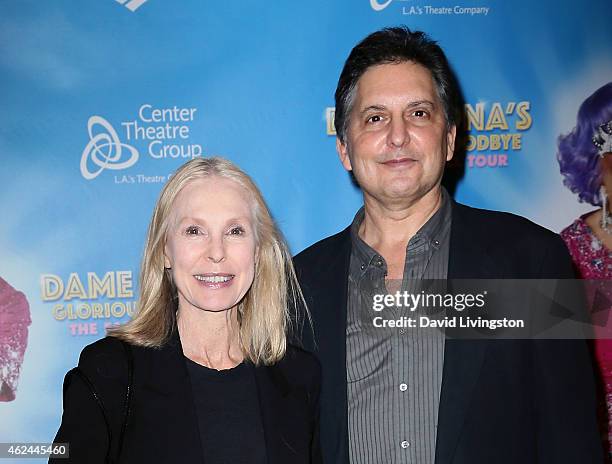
left=80, top=116, right=139, bottom=180
left=80, top=103, right=203, bottom=181
left=115, top=0, right=148, bottom=12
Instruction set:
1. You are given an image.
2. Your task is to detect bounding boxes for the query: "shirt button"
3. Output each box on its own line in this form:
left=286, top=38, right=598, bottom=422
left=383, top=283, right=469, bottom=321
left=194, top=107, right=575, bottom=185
left=401, top=440, right=410, bottom=449
left=360, top=264, right=366, bottom=270
left=399, top=383, right=408, bottom=392
left=374, top=257, right=383, bottom=267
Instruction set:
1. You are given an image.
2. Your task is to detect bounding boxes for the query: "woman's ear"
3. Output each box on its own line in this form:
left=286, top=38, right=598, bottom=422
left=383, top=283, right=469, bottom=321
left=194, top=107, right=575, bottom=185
left=164, top=243, right=172, bottom=269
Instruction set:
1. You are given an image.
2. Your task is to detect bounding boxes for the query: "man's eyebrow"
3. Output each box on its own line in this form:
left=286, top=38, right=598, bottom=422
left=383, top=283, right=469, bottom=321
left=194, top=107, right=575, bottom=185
left=406, top=100, right=435, bottom=108
left=359, top=100, right=436, bottom=115
left=359, top=104, right=387, bottom=115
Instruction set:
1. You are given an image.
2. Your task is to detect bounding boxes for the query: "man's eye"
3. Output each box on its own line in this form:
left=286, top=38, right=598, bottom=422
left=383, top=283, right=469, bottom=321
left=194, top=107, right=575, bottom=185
left=185, top=226, right=200, bottom=235
left=366, top=115, right=383, bottom=124
left=413, top=110, right=429, bottom=118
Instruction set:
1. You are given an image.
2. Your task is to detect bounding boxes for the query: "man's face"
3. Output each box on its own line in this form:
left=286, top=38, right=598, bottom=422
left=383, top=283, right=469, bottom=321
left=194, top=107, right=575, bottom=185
left=337, top=61, right=456, bottom=207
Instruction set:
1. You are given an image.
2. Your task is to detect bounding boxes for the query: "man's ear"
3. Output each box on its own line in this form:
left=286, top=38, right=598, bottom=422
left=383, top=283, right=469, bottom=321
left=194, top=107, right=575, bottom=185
left=446, top=124, right=457, bottom=162
left=336, top=137, right=353, bottom=172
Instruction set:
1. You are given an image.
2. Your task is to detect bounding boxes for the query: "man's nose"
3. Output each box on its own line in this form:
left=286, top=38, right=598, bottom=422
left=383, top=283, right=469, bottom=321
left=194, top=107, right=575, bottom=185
left=388, top=117, right=410, bottom=148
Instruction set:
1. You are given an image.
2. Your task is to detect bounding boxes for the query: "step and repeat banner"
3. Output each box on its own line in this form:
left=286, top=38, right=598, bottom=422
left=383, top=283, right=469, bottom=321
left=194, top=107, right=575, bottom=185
left=1, top=0, right=611, bottom=455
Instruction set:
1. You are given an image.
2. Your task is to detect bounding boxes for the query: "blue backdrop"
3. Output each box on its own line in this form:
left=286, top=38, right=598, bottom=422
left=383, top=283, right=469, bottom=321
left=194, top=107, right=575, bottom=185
left=1, top=0, right=611, bottom=458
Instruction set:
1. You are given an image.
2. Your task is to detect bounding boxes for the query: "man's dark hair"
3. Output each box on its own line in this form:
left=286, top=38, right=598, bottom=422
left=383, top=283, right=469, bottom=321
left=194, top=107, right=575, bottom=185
left=334, top=26, right=462, bottom=143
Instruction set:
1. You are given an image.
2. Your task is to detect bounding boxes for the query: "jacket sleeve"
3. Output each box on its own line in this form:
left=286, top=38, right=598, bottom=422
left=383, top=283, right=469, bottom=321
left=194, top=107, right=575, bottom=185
left=49, top=367, right=110, bottom=464
left=533, top=235, right=603, bottom=462
left=50, top=338, right=128, bottom=464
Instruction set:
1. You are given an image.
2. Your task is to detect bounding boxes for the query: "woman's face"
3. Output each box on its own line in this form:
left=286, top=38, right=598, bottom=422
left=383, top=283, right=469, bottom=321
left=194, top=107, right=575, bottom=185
left=164, top=177, right=257, bottom=314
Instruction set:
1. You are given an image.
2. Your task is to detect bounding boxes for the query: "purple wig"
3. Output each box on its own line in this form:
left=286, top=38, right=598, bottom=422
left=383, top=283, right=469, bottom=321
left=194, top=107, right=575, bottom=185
left=557, top=82, right=612, bottom=206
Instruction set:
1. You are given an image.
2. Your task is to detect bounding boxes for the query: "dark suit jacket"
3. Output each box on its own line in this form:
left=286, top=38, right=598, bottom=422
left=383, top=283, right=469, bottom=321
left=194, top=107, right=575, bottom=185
left=51, top=333, right=321, bottom=464
left=294, top=201, right=603, bottom=464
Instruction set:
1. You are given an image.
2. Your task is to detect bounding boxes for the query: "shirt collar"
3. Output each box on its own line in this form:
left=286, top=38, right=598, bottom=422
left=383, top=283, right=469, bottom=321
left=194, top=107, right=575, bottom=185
left=349, top=186, right=452, bottom=264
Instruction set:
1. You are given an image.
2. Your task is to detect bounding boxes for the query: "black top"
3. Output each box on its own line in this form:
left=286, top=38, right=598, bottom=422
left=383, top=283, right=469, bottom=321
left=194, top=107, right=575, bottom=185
left=51, top=333, right=321, bottom=464
left=185, top=357, right=267, bottom=464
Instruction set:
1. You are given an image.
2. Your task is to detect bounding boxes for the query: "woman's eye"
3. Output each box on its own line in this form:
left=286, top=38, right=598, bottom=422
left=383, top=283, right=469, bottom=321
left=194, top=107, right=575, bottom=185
left=185, top=226, right=200, bottom=235
left=229, top=226, right=245, bottom=236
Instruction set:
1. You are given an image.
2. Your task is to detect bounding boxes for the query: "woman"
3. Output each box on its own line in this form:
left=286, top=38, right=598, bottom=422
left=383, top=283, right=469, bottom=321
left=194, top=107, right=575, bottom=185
left=51, top=157, right=320, bottom=463
left=558, top=82, right=612, bottom=459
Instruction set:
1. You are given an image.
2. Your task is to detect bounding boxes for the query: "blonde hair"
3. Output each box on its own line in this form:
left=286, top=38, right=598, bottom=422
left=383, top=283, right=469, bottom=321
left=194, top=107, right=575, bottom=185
left=108, top=157, right=304, bottom=365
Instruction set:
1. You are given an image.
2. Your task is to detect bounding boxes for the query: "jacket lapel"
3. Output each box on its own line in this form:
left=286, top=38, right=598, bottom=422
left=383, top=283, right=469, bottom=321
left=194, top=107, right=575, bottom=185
left=254, top=364, right=301, bottom=464
left=434, top=202, right=491, bottom=464
left=308, top=227, right=352, bottom=464
left=140, top=332, right=205, bottom=463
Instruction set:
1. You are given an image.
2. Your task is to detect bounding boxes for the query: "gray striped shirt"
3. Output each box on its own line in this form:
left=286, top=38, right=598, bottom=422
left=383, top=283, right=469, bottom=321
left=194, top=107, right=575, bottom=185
left=346, top=189, right=451, bottom=464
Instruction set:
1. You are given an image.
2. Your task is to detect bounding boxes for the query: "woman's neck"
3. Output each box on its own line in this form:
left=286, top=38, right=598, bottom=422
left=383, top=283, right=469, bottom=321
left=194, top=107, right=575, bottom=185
left=177, top=305, right=243, bottom=370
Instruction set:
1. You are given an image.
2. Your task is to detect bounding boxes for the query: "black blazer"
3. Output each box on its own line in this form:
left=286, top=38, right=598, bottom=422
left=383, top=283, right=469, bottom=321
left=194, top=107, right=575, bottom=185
left=294, top=201, right=603, bottom=464
left=51, top=334, right=321, bottom=464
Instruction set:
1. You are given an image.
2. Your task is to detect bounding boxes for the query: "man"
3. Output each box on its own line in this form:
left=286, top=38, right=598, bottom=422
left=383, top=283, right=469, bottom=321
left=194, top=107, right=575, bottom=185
left=294, top=27, right=602, bottom=463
